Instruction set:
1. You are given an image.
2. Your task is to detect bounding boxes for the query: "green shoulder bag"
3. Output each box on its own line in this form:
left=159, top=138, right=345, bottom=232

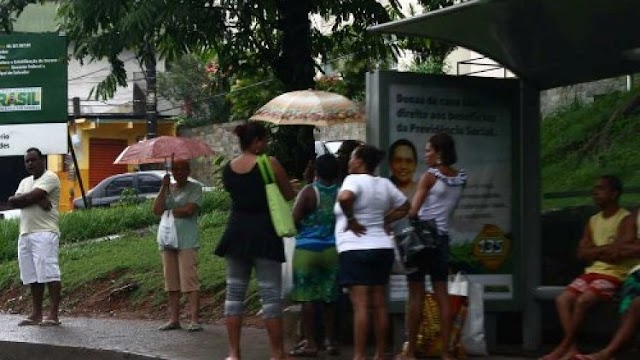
left=256, top=154, right=297, bottom=237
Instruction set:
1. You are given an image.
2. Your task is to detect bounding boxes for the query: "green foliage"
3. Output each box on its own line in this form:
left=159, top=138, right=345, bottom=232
left=0, top=203, right=157, bottom=262
left=315, top=76, right=351, bottom=97
left=5, top=0, right=461, bottom=178
left=208, top=154, right=228, bottom=189
left=157, top=53, right=230, bottom=127
left=198, top=210, right=229, bottom=230
left=408, top=54, right=450, bottom=75
left=59, top=203, right=158, bottom=244
left=0, top=191, right=231, bottom=263
left=450, top=242, right=483, bottom=272
left=59, top=233, right=161, bottom=295
left=54, top=0, right=228, bottom=100
left=200, top=190, right=231, bottom=215
left=268, top=125, right=315, bottom=179
left=0, top=219, right=19, bottom=265
left=0, top=0, right=42, bottom=32
left=226, top=73, right=283, bottom=122
left=116, top=187, right=141, bottom=207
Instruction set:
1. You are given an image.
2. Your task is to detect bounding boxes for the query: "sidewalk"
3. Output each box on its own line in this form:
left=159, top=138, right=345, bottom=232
left=0, top=314, right=535, bottom=359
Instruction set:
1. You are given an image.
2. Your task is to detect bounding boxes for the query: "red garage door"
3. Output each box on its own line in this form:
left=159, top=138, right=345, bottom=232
left=89, top=138, right=128, bottom=188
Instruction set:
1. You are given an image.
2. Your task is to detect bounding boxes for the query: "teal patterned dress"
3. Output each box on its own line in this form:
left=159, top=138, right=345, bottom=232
left=290, top=182, right=339, bottom=302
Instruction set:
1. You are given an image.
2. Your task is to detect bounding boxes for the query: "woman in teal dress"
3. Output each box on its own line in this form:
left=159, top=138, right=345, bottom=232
left=289, top=154, right=340, bottom=357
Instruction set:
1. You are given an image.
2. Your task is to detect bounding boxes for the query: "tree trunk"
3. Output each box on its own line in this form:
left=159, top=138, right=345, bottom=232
left=273, top=0, right=316, bottom=179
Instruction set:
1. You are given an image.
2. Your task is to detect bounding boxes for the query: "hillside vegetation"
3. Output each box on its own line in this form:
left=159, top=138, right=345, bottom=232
left=542, top=85, right=640, bottom=209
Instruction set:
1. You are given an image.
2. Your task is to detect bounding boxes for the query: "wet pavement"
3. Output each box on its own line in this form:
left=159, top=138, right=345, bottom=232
left=0, top=314, right=540, bottom=359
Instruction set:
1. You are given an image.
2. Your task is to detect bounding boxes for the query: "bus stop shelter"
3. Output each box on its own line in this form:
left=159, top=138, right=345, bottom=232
left=369, top=0, right=640, bottom=351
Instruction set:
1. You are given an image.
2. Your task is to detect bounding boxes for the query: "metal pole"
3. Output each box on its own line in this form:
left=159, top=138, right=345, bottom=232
left=70, top=97, right=89, bottom=209
left=521, top=81, right=542, bottom=352
left=627, top=75, right=633, bottom=91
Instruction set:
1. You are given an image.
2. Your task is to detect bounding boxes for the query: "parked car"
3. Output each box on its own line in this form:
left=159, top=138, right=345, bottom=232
left=73, top=171, right=206, bottom=209
left=314, top=140, right=364, bottom=157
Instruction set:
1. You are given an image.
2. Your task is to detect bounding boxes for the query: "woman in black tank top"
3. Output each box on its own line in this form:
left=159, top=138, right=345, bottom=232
left=214, top=122, right=295, bottom=360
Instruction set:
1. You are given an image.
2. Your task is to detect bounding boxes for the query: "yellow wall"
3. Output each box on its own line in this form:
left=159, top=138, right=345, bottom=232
left=49, top=120, right=176, bottom=212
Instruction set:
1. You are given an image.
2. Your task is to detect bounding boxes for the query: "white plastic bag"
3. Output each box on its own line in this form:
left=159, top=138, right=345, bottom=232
left=281, top=236, right=296, bottom=299
left=461, top=281, right=488, bottom=355
left=157, top=210, right=178, bottom=249
left=448, top=272, right=469, bottom=296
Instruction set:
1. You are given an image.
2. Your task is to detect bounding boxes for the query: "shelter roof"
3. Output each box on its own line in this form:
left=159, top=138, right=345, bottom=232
left=369, top=0, right=640, bottom=89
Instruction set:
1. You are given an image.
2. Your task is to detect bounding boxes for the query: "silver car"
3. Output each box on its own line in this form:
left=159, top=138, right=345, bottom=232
left=73, top=171, right=205, bottom=209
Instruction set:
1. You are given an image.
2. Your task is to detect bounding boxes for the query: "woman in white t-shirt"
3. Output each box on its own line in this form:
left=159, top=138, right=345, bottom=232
left=396, top=133, right=467, bottom=360
left=335, top=144, right=410, bottom=360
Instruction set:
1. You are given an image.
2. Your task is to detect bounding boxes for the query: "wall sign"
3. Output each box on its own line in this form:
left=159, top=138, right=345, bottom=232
left=0, top=32, right=67, bottom=155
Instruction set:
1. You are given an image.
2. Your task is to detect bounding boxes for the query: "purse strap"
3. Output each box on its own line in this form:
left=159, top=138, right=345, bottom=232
left=256, top=154, right=276, bottom=184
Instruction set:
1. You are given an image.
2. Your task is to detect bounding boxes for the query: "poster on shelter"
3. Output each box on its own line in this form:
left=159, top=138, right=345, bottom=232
left=382, top=78, right=515, bottom=301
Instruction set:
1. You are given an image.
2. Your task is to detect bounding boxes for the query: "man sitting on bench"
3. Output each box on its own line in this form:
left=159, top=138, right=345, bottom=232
left=542, top=175, right=630, bottom=360
left=575, top=206, right=640, bottom=360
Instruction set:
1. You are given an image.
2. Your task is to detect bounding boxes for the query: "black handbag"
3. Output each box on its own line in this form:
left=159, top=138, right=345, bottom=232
left=410, top=218, right=440, bottom=249
left=393, top=218, right=438, bottom=272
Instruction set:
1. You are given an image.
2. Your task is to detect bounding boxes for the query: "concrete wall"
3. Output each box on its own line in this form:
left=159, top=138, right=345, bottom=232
left=540, top=76, right=630, bottom=117
left=314, top=123, right=366, bottom=142
left=180, top=122, right=366, bottom=184
left=178, top=122, right=243, bottom=186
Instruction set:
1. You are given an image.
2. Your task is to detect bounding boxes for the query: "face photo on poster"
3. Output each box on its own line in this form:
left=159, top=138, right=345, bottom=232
left=387, top=138, right=419, bottom=198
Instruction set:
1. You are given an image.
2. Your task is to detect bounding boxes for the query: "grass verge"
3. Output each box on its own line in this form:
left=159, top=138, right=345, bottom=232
left=0, top=190, right=254, bottom=320
left=0, top=191, right=232, bottom=262
left=0, top=222, right=262, bottom=320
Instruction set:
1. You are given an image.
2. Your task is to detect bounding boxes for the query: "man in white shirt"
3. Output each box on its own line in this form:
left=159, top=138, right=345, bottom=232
left=8, top=147, right=62, bottom=326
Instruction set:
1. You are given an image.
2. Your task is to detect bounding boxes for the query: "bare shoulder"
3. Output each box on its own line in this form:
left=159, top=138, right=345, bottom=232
left=268, top=156, right=282, bottom=166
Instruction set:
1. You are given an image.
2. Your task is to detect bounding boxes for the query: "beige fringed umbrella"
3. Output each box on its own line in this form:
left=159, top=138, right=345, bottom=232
left=249, top=89, right=364, bottom=127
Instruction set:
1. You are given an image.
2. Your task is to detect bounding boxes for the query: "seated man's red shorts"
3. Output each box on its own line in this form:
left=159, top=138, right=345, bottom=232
left=567, top=273, right=622, bottom=300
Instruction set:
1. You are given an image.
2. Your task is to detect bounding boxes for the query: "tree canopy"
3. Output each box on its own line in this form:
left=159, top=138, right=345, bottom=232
left=2, top=0, right=458, bottom=176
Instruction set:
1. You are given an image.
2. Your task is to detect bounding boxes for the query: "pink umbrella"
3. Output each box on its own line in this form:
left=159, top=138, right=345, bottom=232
left=113, top=136, right=214, bottom=164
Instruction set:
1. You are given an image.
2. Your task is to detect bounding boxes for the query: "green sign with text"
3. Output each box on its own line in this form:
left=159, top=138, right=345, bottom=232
left=0, top=32, right=67, bottom=124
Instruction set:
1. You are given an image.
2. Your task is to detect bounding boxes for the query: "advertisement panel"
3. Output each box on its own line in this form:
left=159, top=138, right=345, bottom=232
left=0, top=32, right=67, bottom=155
left=367, top=71, right=520, bottom=306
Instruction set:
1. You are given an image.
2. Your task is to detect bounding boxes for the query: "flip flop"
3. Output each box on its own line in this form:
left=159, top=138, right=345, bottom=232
left=573, top=355, right=608, bottom=360
left=158, top=322, right=181, bottom=331
left=17, top=318, right=40, bottom=326
left=288, top=343, right=318, bottom=357
left=326, top=344, right=340, bottom=356
left=40, top=319, right=61, bottom=326
left=393, top=354, right=417, bottom=360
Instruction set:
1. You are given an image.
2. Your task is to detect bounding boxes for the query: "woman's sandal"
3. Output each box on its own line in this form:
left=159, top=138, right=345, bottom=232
left=158, top=322, right=181, bottom=331
left=323, top=339, right=340, bottom=356
left=288, top=343, right=319, bottom=357
left=394, top=354, right=417, bottom=360
left=18, top=318, right=41, bottom=326
left=40, top=319, right=61, bottom=327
